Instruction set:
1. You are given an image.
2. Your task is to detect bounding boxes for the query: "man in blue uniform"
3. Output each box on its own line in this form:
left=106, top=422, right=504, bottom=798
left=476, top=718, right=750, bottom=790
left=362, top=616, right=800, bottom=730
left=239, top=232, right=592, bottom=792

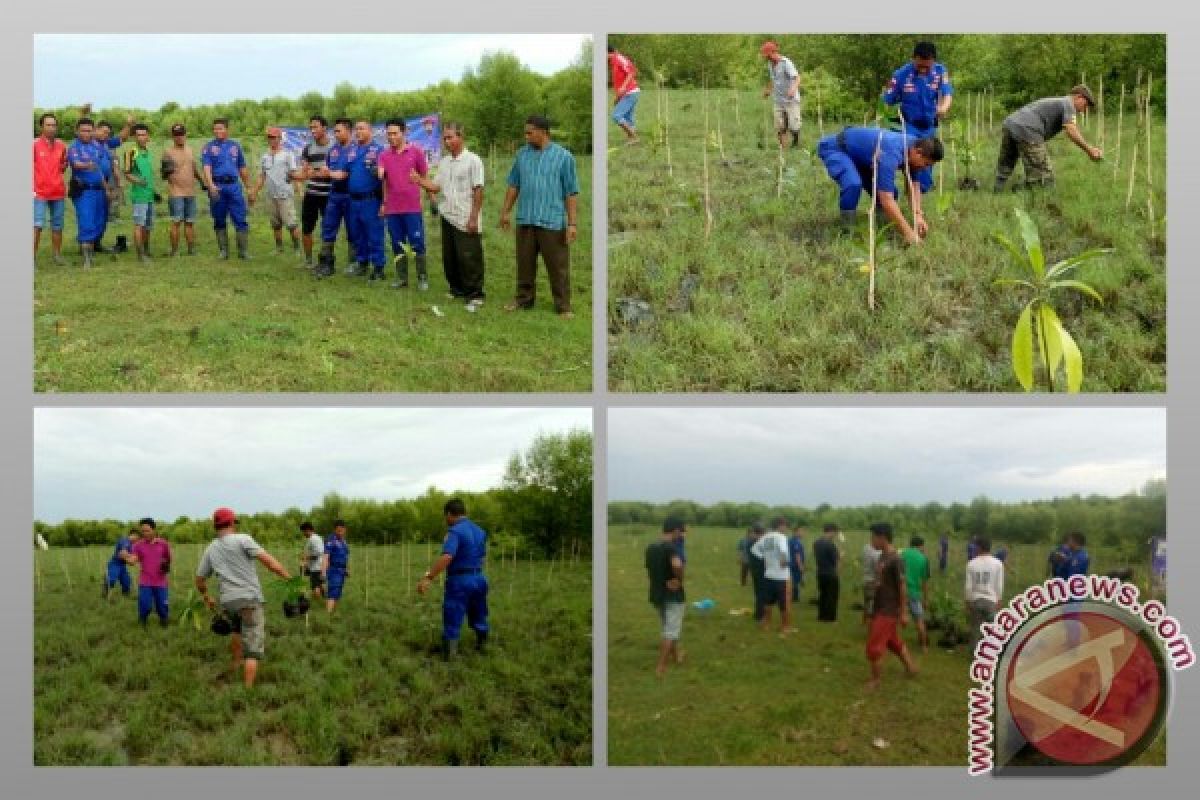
left=817, top=126, right=942, bottom=244
left=882, top=41, right=953, bottom=194
left=67, top=118, right=109, bottom=268
left=103, top=528, right=140, bottom=599
left=417, top=498, right=490, bottom=661
left=323, top=519, right=351, bottom=614
left=788, top=521, right=807, bottom=603
left=201, top=118, right=252, bottom=260
left=316, top=119, right=356, bottom=278
left=343, top=120, right=386, bottom=282
left=1047, top=536, right=1072, bottom=579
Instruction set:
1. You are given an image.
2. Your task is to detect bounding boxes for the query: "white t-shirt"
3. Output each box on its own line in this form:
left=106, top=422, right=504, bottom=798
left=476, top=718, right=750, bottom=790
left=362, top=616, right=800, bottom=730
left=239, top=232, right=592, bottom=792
left=752, top=531, right=792, bottom=581
left=304, top=532, right=324, bottom=572
left=862, top=543, right=882, bottom=583
left=965, top=555, right=1005, bottom=604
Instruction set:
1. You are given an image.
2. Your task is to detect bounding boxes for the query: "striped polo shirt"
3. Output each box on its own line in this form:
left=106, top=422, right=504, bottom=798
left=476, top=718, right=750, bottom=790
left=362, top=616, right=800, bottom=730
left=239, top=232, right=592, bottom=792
left=506, top=141, right=579, bottom=230
left=302, top=139, right=333, bottom=197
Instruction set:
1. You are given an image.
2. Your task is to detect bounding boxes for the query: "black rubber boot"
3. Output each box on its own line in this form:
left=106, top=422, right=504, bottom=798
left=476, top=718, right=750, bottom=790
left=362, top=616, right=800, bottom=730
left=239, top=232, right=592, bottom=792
left=441, top=639, right=459, bottom=662
left=391, top=254, right=409, bottom=288
left=415, top=254, right=429, bottom=291
left=839, top=209, right=857, bottom=231
left=81, top=243, right=94, bottom=269
left=236, top=230, right=251, bottom=260
left=317, top=245, right=335, bottom=278
left=216, top=229, right=230, bottom=260
left=475, top=630, right=488, bottom=653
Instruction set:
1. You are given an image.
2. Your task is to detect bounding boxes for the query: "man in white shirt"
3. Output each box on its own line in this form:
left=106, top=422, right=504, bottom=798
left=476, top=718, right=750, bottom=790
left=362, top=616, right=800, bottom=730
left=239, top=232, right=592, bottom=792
left=861, top=539, right=882, bottom=624
left=299, top=521, right=325, bottom=599
left=249, top=127, right=301, bottom=254
left=964, top=536, right=1005, bottom=650
left=752, top=517, right=795, bottom=633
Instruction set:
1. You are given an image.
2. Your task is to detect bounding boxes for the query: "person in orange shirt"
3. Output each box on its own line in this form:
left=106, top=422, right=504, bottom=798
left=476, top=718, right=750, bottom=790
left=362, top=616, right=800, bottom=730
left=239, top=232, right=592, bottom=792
left=33, top=112, right=67, bottom=264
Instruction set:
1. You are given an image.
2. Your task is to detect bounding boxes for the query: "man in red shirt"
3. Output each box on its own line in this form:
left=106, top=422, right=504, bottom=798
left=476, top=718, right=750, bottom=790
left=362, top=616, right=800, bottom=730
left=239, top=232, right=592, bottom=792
left=608, top=45, right=641, bottom=144
left=33, top=112, right=67, bottom=264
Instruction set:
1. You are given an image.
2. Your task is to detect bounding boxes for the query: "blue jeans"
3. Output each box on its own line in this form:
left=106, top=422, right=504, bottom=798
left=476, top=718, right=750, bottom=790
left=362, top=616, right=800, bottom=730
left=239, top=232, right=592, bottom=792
left=209, top=182, right=248, bottom=232
left=132, top=202, right=155, bottom=229
left=137, top=586, right=169, bottom=622
left=613, top=91, right=640, bottom=128
left=168, top=195, right=197, bottom=223
left=34, top=198, right=66, bottom=231
left=385, top=212, right=426, bottom=256
left=442, top=573, right=489, bottom=641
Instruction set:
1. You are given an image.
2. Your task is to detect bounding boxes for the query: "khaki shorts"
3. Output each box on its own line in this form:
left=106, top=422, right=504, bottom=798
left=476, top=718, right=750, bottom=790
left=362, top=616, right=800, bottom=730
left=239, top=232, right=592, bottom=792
left=268, top=197, right=297, bottom=230
left=774, top=100, right=802, bottom=134
left=656, top=601, right=685, bottom=641
left=225, top=601, right=266, bottom=660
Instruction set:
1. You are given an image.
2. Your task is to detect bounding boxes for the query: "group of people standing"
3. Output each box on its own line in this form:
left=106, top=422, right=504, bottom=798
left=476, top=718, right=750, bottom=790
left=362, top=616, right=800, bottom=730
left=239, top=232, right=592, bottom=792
left=101, top=497, right=491, bottom=689
left=34, top=110, right=581, bottom=317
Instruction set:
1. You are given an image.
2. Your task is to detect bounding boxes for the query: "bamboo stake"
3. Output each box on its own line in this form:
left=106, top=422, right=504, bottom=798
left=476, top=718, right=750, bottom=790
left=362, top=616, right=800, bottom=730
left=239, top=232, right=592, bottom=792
left=59, top=551, right=72, bottom=590
left=733, top=89, right=741, bottom=128
left=1125, top=131, right=1139, bottom=212
left=1145, top=72, right=1155, bottom=233
left=664, top=81, right=673, bottom=177
left=898, top=107, right=916, bottom=234
left=716, top=92, right=727, bottom=162
left=816, top=82, right=824, bottom=137
left=989, top=86, right=994, bottom=130
left=1098, top=76, right=1105, bottom=151
left=1113, top=84, right=1125, bottom=175
left=703, top=82, right=714, bottom=237
left=868, top=127, right=883, bottom=312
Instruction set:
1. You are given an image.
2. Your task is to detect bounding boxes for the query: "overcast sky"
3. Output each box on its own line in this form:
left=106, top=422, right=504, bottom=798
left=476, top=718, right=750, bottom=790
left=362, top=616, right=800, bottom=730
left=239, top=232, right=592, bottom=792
left=35, top=408, right=591, bottom=523
left=609, top=408, right=1165, bottom=506
left=33, top=34, right=590, bottom=108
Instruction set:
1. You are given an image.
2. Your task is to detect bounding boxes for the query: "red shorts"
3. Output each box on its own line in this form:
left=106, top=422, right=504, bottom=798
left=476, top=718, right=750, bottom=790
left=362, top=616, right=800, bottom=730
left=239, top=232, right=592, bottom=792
left=866, top=614, right=904, bottom=660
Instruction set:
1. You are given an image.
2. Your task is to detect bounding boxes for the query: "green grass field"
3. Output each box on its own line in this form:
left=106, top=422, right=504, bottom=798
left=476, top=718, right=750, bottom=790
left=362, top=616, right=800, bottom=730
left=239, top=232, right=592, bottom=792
left=607, top=88, right=1165, bottom=392
left=34, top=145, right=592, bottom=393
left=607, top=524, right=1166, bottom=766
left=34, top=542, right=591, bottom=765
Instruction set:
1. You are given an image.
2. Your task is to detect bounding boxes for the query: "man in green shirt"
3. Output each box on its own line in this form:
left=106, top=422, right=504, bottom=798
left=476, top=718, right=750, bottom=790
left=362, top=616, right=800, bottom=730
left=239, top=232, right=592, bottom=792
left=645, top=515, right=687, bottom=678
left=900, top=535, right=931, bottom=653
left=123, top=123, right=158, bottom=263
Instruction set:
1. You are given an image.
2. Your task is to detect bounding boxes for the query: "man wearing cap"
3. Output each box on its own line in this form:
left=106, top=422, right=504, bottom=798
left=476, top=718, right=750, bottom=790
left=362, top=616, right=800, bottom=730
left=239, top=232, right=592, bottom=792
left=299, top=521, right=325, bottom=600
left=608, top=44, right=640, bottom=144
left=298, top=115, right=333, bottom=269
left=33, top=112, right=68, bottom=265
left=66, top=118, right=108, bottom=268
left=377, top=118, right=431, bottom=290
left=201, top=118, right=253, bottom=260
left=122, top=517, right=173, bottom=628
left=816, top=127, right=943, bottom=244
left=323, top=519, right=351, bottom=613
left=195, top=508, right=292, bottom=688
left=122, top=123, right=158, bottom=263
left=250, top=127, right=302, bottom=255
left=409, top=122, right=487, bottom=309
left=882, top=41, right=953, bottom=194
left=995, top=86, right=1103, bottom=191
left=104, top=528, right=140, bottom=599
left=500, top=115, right=580, bottom=319
left=316, top=118, right=355, bottom=278
left=417, top=498, right=491, bottom=661
left=162, top=124, right=206, bottom=256
left=646, top=516, right=687, bottom=677
left=761, top=41, right=802, bottom=149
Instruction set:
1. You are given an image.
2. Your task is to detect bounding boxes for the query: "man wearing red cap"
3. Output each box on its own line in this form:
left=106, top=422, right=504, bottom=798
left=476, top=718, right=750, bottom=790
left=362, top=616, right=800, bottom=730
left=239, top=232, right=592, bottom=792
left=761, top=41, right=802, bottom=149
left=250, top=128, right=302, bottom=254
left=195, top=507, right=292, bottom=688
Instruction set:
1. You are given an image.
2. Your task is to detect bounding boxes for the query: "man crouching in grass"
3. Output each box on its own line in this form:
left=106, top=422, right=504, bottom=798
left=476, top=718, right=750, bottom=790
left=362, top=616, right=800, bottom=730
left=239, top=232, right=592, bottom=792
left=865, top=522, right=919, bottom=691
left=646, top=516, right=687, bottom=677
left=195, top=507, right=291, bottom=688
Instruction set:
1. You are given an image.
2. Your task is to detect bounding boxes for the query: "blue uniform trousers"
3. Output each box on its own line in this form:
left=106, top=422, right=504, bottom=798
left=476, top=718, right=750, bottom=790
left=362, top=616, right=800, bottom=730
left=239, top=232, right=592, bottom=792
left=326, top=566, right=347, bottom=600
left=321, top=194, right=351, bottom=244
left=442, top=573, right=489, bottom=641
left=209, top=182, right=248, bottom=232
left=349, top=196, right=386, bottom=268
left=72, top=188, right=106, bottom=244
left=106, top=562, right=131, bottom=594
left=137, top=586, right=169, bottom=622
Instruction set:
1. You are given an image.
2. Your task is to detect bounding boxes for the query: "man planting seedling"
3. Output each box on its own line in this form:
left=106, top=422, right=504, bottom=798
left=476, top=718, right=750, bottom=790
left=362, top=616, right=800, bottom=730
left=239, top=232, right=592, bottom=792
left=195, top=507, right=292, bottom=688
left=103, top=528, right=139, bottom=599
left=417, top=498, right=490, bottom=661
left=299, top=521, right=325, bottom=600
left=816, top=127, right=943, bottom=244
left=123, top=518, right=172, bottom=627
left=323, top=519, right=351, bottom=614
left=994, top=85, right=1102, bottom=191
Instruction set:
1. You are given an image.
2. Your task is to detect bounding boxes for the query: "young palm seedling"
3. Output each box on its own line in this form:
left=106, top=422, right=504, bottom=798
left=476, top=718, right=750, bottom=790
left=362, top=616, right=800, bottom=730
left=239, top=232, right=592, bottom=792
left=992, top=208, right=1109, bottom=392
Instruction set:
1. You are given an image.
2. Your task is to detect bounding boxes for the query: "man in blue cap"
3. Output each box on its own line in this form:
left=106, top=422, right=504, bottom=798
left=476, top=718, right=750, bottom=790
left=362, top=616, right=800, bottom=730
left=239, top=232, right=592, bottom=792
left=344, top=119, right=387, bottom=282
left=323, top=519, right=351, bottom=614
left=201, top=118, right=252, bottom=260
left=882, top=41, right=953, bottom=194
left=816, top=126, right=943, bottom=244
left=417, top=498, right=490, bottom=661
left=103, top=528, right=140, bottom=599
left=315, top=118, right=355, bottom=278
left=66, top=117, right=109, bottom=268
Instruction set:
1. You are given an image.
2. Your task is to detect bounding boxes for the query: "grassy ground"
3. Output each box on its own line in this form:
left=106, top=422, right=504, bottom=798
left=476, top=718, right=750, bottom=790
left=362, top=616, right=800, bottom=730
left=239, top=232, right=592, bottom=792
left=34, top=143, right=592, bottom=393
left=607, top=524, right=1166, bottom=766
left=34, top=542, right=591, bottom=765
left=607, top=88, right=1165, bottom=392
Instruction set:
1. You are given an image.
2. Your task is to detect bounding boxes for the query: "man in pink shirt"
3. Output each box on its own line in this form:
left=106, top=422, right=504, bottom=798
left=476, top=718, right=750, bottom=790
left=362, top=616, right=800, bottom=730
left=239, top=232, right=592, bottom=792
left=377, top=118, right=431, bottom=290
left=123, top=517, right=173, bottom=627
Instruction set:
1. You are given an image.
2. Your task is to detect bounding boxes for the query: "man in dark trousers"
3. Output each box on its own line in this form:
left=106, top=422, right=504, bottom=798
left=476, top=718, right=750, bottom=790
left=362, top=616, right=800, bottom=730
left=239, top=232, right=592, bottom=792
left=417, top=498, right=490, bottom=661
left=813, top=523, right=841, bottom=622
left=747, top=522, right=767, bottom=623
left=645, top=516, right=687, bottom=677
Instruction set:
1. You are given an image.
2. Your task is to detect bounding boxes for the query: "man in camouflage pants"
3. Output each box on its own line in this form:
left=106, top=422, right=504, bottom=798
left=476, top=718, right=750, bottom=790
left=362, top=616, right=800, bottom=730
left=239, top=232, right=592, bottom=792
left=995, top=85, right=1103, bottom=191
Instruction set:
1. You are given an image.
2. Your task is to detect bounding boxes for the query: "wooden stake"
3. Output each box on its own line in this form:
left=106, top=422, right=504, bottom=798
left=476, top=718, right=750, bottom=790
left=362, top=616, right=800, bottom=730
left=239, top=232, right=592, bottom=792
left=59, top=551, right=72, bottom=590
left=1145, top=72, right=1155, bottom=233
left=716, top=92, right=727, bottom=162
left=816, top=82, right=824, bottom=137
left=868, top=127, right=883, bottom=312
left=1098, top=76, right=1105, bottom=151
left=702, top=82, right=714, bottom=238
left=1113, top=84, right=1125, bottom=175
left=1125, top=134, right=1139, bottom=212
left=664, top=81, right=673, bottom=177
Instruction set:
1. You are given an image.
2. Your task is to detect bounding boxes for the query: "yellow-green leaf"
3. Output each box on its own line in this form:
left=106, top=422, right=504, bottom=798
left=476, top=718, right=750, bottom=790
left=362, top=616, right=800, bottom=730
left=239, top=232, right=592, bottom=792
left=1016, top=209, right=1045, bottom=278
left=1051, top=316, right=1084, bottom=392
left=1012, top=303, right=1035, bottom=391
left=1039, top=304, right=1065, bottom=390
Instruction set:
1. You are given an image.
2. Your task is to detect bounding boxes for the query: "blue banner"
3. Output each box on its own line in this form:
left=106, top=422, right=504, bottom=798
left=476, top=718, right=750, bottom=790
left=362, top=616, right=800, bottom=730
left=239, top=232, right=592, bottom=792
left=279, top=114, right=442, bottom=165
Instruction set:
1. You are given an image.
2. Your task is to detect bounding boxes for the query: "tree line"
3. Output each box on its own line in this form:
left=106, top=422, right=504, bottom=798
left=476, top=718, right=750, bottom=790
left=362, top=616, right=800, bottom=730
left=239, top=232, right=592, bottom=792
left=34, top=45, right=593, bottom=155
left=35, top=430, right=592, bottom=559
left=609, top=478, right=1166, bottom=551
left=609, top=34, right=1165, bottom=122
